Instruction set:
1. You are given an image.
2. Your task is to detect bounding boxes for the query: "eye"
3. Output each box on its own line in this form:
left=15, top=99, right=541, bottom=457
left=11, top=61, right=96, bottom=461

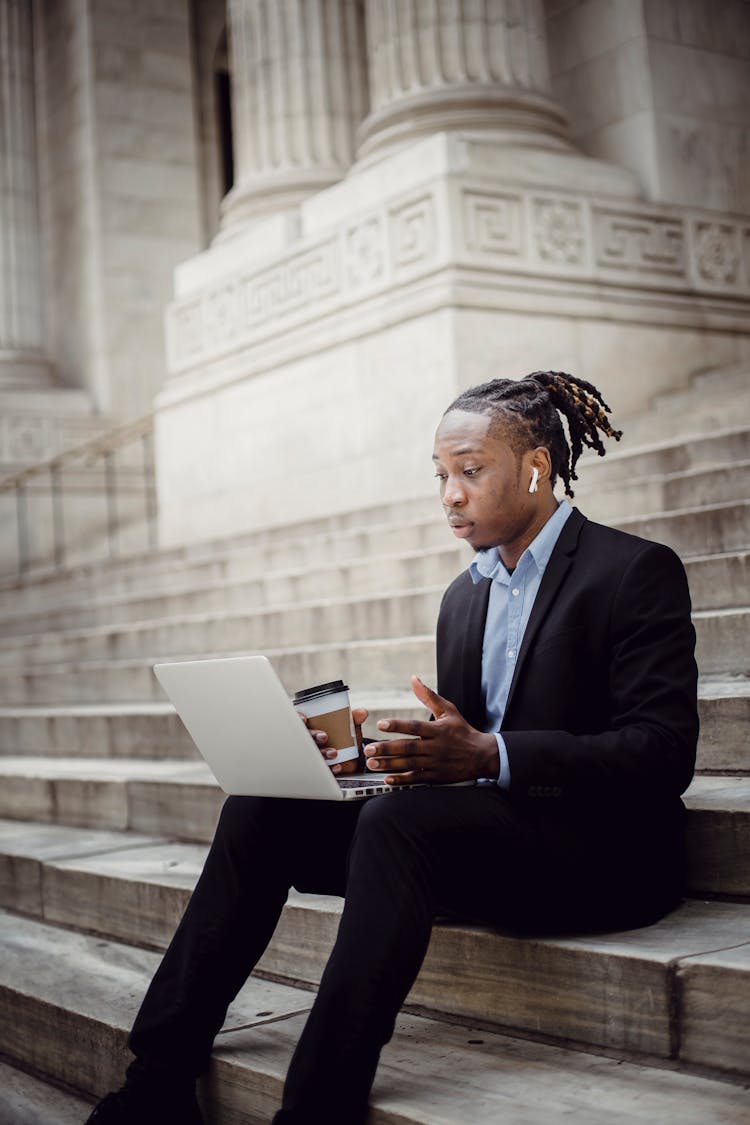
left=434, top=471, right=447, bottom=481
left=463, top=467, right=480, bottom=476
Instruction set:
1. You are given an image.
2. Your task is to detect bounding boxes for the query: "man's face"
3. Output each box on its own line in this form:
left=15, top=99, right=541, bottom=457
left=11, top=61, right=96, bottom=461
left=432, top=409, right=537, bottom=552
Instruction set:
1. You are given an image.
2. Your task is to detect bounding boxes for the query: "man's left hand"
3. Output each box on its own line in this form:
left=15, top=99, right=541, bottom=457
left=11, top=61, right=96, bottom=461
left=365, top=676, right=499, bottom=785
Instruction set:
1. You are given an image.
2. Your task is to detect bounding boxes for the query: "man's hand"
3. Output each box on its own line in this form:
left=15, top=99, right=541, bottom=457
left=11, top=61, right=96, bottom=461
left=299, top=707, right=369, bottom=775
left=364, top=676, right=498, bottom=785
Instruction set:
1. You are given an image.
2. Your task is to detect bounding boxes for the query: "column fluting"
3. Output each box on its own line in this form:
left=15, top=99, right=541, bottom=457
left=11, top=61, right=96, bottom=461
left=357, top=0, right=569, bottom=160
left=0, top=0, right=50, bottom=385
left=221, top=0, right=369, bottom=229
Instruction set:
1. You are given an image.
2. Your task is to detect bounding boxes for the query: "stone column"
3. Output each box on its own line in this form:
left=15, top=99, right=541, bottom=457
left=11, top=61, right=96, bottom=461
left=357, top=0, right=569, bottom=160
left=0, top=0, right=51, bottom=386
left=221, top=0, right=368, bottom=229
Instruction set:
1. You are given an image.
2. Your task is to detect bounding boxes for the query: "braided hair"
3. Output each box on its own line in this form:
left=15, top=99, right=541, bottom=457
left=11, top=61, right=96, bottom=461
left=444, top=371, right=622, bottom=497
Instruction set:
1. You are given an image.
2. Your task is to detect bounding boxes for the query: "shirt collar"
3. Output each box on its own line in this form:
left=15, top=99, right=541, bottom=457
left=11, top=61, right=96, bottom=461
left=469, top=499, right=573, bottom=585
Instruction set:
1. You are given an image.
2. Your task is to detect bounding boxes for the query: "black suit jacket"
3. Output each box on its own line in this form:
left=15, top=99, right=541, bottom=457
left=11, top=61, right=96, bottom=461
left=436, top=508, right=699, bottom=918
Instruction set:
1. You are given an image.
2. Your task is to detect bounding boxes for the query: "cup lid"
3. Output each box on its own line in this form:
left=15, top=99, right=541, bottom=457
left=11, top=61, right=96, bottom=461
left=293, top=680, right=349, bottom=704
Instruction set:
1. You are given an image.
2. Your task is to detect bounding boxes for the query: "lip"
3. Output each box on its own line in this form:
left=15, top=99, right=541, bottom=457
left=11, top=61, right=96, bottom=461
left=447, top=517, right=474, bottom=537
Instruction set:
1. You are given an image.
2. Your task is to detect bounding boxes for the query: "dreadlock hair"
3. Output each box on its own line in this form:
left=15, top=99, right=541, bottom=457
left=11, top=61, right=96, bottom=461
left=445, top=371, right=622, bottom=498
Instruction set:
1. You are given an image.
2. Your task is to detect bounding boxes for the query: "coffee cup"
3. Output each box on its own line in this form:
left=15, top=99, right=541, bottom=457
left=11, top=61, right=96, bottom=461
left=292, top=680, right=360, bottom=766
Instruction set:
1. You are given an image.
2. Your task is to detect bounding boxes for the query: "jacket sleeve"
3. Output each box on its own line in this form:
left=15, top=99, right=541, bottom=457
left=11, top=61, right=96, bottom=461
left=502, top=542, right=699, bottom=804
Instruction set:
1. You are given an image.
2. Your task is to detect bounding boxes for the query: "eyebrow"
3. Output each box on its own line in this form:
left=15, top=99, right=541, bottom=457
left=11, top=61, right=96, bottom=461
left=431, top=446, right=482, bottom=460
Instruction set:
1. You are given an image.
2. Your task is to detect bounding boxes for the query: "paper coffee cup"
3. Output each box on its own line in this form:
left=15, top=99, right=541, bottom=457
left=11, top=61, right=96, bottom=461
left=293, top=680, right=359, bottom=766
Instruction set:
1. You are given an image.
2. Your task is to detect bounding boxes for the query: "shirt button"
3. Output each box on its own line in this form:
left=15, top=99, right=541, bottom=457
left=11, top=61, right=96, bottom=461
left=507, top=649, right=515, bottom=659
left=512, top=588, right=520, bottom=597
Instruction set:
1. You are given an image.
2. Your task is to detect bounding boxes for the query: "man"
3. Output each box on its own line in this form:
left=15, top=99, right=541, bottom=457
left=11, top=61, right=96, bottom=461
left=86, top=370, right=698, bottom=1124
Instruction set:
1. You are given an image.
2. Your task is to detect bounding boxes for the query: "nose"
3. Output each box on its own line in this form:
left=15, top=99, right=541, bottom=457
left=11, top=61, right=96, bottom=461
left=443, top=475, right=467, bottom=507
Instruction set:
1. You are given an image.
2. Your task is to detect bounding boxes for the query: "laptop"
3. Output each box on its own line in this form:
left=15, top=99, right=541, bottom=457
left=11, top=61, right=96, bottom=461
left=154, top=654, right=419, bottom=801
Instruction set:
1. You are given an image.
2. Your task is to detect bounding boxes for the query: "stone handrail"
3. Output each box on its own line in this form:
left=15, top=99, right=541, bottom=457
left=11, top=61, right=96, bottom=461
left=0, top=414, right=157, bottom=576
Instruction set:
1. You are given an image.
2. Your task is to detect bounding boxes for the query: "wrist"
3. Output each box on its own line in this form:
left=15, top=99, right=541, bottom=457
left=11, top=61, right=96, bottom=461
left=474, top=731, right=500, bottom=779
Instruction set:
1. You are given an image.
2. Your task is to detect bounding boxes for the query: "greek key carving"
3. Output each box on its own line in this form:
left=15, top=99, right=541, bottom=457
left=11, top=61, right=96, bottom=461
left=533, top=198, right=585, bottom=264
left=463, top=191, right=523, bottom=257
left=242, top=240, right=339, bottom=324
left=693, top=222, right=741, bottom=284
left=595, top=211, right=685, bottom=274
left=389, top=196, right=435, bottom=269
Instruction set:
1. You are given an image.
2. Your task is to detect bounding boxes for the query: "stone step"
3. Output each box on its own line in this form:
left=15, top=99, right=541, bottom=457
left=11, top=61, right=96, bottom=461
left=0, top=599, right=744, bottom=703
left=0, top=545, right=467, bottom=637
left=697, top=678, right=750, bottom=773
left=0, top=691, right=426, bottom=761
left=576, top=460, right=750, bottom=523
left=1, top=542, right=746, bottom=646
left=0, top=682, right=745, bottom=769
left=2, top=864, right=750, bottom=1084
left=0, top=586, right=446, bottom=668
left=577, top=426, right=750, bottom=485
left=618, top=500, right=750, bottom=557
left=1, top=424, right=747, bottom=617
left=2, top=912, right=748, bottom=1124
left=0, top=765, right=746, bottom=898
left=620, top=363, right=750, bottom=447
left=0, top=636, right=439, bottom=704
left=693, top=607, right=750, bottom=676
left=0, top=1059, right=95, bottom=1125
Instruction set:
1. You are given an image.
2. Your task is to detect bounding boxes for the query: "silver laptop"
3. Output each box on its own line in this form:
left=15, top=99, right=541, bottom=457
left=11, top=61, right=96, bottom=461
left=154, top=654, right=412, bottom=801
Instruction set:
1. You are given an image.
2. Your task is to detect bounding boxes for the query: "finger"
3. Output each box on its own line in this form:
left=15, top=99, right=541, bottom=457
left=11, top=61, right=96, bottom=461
left=364, top=737, right=422, bottom=758
left=410, top=675, right=453, bottom=718
left=352, top=707, right=368, bottom=725
left=365, top=746, right=428, bottom=772
left=384, top=769, right=428, bottom=787
left=297, top=710, right=309, bottom=726
left=310, top=728, right=329, bottom=748
left=375, top=716, right=433, bottom=737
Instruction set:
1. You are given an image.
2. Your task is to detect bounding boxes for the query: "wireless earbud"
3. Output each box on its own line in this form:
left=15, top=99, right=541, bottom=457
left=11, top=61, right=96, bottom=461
left=529, top=467, right=539, bottom=494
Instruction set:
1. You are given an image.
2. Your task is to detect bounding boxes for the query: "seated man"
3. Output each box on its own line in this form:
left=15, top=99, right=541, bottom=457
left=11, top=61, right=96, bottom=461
left=86, top=370, right=698, bottom=1125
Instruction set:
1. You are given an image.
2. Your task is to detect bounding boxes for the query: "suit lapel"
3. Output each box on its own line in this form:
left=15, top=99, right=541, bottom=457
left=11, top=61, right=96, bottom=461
left=460, top=575, right=491, bottom=728
left=505, top=507, right=586, bottom=711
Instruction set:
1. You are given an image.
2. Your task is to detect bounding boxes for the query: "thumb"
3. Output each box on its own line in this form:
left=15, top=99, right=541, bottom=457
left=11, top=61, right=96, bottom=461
left=410, top=675, right=452, bottom=718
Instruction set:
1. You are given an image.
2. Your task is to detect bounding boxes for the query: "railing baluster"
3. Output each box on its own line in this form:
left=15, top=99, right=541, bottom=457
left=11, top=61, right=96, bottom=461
left=142, top=430, right=158, bottom=550
left=50, top=462, right=66, bottom=569
left=0, top=414, right=154, bottom=578
left=104, top=451, right=119, bottom=558
left=16, top=479, right=29, bottom=574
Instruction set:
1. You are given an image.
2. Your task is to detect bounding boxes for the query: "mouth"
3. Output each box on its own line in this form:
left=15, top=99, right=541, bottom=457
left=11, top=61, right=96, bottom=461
left=447, top=516, right=474, bottom=538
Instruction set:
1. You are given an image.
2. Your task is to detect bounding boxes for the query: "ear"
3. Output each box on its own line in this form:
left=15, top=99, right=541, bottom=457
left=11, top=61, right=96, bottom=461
left=526, top=446, right=552, bottom=486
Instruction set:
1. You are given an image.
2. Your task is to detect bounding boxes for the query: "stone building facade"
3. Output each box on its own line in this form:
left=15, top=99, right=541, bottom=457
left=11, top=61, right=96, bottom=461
left=2, top=0, right=749, bottom=546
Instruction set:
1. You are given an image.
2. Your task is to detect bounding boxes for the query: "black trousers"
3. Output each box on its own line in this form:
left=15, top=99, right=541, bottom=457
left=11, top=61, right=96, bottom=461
left=127, top=786, right=677, bottom=1124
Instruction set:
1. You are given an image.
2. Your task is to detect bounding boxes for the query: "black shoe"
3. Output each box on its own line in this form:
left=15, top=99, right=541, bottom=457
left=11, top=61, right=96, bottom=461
left=84, top=1083, right=204, bottom=1124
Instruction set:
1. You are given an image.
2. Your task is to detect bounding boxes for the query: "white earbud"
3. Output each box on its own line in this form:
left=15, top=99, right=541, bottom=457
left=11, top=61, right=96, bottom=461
left=529, top=467, right=539, bottom=494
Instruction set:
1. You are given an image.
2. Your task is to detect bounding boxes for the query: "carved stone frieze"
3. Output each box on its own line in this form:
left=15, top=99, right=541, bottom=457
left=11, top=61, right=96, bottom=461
left=389, top=196, right=436, bottom=272
left=463, top=191, right=524, bottom=257
left=345, top=216, right=386, bottom=288
left=167, top=183, right=750, bottom=375
left=533, top=198, right=586, bottom=265
left=0, top=415, right=56, bottom=465
left=594, top=211, right=685, bottom=276
left=693, top=222, right=741, bottom=285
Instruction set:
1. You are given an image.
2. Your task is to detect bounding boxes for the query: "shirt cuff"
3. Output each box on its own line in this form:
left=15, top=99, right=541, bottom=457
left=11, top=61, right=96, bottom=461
left=495, top=733, right=511, bottom=789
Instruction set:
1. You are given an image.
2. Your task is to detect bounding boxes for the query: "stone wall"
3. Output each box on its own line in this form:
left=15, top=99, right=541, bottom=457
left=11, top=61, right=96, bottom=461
left=546, top=0, right=750, bottom=212
left=33, top=0, right=205, bottom=415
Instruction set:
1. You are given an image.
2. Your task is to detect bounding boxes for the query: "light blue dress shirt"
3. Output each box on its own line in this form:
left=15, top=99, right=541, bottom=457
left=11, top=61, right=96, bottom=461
left=469, top=499, right=573, bottom=788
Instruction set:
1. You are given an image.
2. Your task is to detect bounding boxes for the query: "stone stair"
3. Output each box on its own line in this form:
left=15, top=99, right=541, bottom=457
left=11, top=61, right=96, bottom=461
left=0, top=368, right=749, bottom=1121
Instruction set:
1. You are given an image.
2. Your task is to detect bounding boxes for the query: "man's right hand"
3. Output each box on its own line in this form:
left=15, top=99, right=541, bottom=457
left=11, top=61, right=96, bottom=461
left=298, top=707, right=369, bottom=775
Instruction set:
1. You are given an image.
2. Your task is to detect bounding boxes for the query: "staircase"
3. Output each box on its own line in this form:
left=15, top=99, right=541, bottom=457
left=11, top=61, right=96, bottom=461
left=0, top=367, right=749, bottom=1123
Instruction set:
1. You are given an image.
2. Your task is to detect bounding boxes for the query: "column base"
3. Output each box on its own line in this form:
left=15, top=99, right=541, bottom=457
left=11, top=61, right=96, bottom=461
left=356, top=86, right=571, bottom=163
left=219, top=165, right=349, bottom=235
left=0, top=352, right=56, bottom=391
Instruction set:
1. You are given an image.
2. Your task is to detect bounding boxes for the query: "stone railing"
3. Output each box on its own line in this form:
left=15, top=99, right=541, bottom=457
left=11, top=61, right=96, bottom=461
left=0, top=414, right=157, bottom=578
